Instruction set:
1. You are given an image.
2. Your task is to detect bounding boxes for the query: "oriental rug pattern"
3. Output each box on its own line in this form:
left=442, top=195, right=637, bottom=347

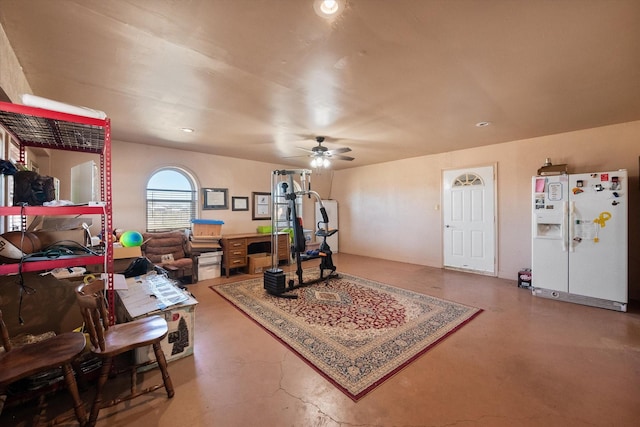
left=211, top=271, right=482, bottom=401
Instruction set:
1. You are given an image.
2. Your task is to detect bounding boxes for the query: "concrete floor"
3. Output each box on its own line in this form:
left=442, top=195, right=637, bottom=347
left=2, top=253, right=640, bottom=426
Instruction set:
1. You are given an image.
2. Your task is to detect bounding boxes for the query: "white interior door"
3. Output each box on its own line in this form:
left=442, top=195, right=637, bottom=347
left=442, top=165, right=496, bottom=275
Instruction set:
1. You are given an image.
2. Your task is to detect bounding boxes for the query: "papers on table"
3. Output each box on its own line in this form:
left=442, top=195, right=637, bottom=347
left=117, top=272, right=191, bottom=318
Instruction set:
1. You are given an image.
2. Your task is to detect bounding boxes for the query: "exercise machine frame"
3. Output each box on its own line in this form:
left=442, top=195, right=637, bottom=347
left=263, top=169, right=338, bottom=297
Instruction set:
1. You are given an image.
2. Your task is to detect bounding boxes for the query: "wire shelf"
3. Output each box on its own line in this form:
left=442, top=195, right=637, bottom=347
left=0, top=109, right=105, bottom=153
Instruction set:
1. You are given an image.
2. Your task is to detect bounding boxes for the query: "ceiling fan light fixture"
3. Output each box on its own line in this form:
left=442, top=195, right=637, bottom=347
left=310, top=156, right=331, bottom=168
left=298, top=135, right=353, bottom=167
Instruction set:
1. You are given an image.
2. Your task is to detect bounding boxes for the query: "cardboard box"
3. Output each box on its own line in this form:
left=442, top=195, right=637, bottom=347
left=30, top=216, right=93, bottom=249
left=38, top=217, right=91, bottom=231
left=248, top=252, right=272, bottom=274
left=116, top=273, right=198, bottom=370
left=191, top=219, right=223, bottom=238
left=33, top=229, right=87, bottom=248
left=113, top=245, right=142, bottom=259
left=85, top=258, right=135, bottom=274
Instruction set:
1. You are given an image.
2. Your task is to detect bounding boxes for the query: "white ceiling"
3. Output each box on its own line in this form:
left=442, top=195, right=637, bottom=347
left=1, top=0, right=639, bottom=170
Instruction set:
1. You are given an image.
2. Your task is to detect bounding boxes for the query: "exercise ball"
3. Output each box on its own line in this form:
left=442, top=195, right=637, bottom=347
left=119, top=230, right=143, bottom=247
left=0, top=231, right=42, bottom=263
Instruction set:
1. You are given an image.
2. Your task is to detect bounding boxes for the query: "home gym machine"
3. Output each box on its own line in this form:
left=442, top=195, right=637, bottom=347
left=263, top=169, right=339, bottom=297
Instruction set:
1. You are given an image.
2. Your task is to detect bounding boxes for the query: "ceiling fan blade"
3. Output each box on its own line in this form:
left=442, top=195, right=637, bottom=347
left=291, top=136, right=355, bottom=162
left=326, top=147, right=352, bottom=155
left=296, top=146, right=316, bottom=154
left=283, top=154, right=311, bottom=159
left=330, top=154, right=355, bottom=161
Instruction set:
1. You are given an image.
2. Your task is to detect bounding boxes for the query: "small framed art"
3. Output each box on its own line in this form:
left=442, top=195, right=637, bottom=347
left=232, top=196, right=249, bottom=211
left=252, top=192, right=271, bottom=220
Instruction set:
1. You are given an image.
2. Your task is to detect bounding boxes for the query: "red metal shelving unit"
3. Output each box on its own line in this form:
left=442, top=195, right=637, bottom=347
left=0, top=100, right=115, bottom=323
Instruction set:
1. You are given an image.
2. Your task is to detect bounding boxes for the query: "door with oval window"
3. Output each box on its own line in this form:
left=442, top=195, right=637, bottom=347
left=442, top=165, right=496, bottom=275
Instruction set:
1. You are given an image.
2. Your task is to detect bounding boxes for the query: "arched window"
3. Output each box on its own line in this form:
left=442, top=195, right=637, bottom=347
left=452, top=173, right=484, bottom=187
left=146, top=168, right=197, bottom=232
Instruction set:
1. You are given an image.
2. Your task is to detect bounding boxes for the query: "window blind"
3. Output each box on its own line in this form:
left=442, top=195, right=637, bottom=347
left=146, top=188, right=196, bottom=232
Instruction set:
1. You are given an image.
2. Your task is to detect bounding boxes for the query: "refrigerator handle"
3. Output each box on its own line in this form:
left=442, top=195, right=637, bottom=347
left=567, top=201, right=575, bottom=252
left=562, top=201, right=568, bottom=252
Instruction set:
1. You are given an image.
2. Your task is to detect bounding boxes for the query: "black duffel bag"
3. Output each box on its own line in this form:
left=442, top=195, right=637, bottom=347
left=13, top=170, right=56, bottom=206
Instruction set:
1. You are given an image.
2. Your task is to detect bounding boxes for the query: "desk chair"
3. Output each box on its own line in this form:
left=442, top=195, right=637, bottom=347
left=75, top=278, right=174, bottom=427
left=0, top=309, right=87, bottom=426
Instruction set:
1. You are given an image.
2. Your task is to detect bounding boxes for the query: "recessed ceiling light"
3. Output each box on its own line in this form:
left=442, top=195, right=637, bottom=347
left=320, top=0, right=339, bottom=14
left=475, top=121, right=491, bottom=127
left=314, top=0, right=345, bottom=18
left=181, top=127, right=194, bottom=133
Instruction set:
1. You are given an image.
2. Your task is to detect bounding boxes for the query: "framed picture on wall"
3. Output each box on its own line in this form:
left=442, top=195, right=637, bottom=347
left=252, top=192, right=271, bottom=220
left=232, top=196, right=249, bottom=211
left=202, top=188, right=228, bottom=210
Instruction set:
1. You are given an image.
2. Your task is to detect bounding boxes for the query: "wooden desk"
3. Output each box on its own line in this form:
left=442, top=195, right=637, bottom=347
left=220, top=233, right=290, bottom=277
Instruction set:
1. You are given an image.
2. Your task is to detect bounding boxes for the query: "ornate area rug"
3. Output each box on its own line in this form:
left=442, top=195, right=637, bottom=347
left=210, top=271, right=482, bottom=401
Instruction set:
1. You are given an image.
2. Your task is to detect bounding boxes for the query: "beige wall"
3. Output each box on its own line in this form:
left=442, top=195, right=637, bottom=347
left=47, top=142, right=333, bottom=237
left=51, top=121, right=638, bottom=298
left=330, top=121, right=640, bottom=297
left=0, top=24, right=31, bottom=101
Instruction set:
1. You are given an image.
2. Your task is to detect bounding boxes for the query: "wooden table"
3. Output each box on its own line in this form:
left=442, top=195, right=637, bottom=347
left=220, top=233, right=290, bottom=277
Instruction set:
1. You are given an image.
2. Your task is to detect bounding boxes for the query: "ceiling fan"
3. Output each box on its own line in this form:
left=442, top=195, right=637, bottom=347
left=296, top=136, right=354, bottom=167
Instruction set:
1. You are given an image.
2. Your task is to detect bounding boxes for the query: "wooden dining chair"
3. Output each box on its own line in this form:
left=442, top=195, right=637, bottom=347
left=0, top=309, right=87, bottom=426
left=75, top=277, right=174, bottom=427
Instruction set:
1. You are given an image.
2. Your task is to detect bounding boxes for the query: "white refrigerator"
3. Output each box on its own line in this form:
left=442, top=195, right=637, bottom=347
left=531, top=170, right=627, bottom=311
